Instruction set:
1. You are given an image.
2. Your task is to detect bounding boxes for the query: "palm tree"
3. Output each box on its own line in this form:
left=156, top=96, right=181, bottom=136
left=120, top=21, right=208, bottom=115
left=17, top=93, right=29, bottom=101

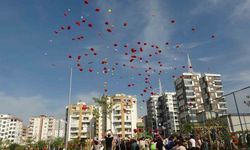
left=181, top=122, right=193, bottom=134
left=36, top=140, right=47, bottom=150
left=93, top=95, right=113, bottom=131
left=52, top=137, right=64, bottom=150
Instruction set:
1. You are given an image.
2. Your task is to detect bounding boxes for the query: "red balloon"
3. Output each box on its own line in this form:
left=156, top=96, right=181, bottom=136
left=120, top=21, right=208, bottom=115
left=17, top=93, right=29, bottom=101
left=84, top=0, right=88, bottom=4
left=107, top=28, right=112, bottom=32
left=88, top=68, right=93, bottom=72
left=88, top=23, right=93, bottom=27
left=75, top=21, right=81, bottom=26
left=95, top=8, right=100, bottom=12
left=133, top=129, right=138, bottom=133
left=82, top=105, right=88, bottom=111
left=140, top=47, right=143, bottom=52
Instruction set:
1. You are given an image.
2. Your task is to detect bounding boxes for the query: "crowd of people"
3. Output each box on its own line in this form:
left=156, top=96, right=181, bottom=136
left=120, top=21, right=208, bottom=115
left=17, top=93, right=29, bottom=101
left=91, top=130, right=218, bottom=150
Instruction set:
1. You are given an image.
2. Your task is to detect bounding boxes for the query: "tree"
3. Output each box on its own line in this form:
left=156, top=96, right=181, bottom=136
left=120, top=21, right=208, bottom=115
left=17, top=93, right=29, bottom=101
left=35, top=140, right=47, bottom=150
left=93, top=95, right=113, bottom=131
left=181, top=123, right=193, bottom=134
left=25, top=137, right=35, bottom=149
left=52, top=137, right=64, bottom=150
left=8, top=143, right=24, bottom=150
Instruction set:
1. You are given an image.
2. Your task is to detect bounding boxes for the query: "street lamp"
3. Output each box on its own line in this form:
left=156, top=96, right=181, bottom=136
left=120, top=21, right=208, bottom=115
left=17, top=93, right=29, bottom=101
left=65, top=67, right=73, bottom=150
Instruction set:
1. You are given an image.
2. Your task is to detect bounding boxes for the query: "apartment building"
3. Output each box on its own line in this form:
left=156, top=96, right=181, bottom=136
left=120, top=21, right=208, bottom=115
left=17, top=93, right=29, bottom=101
left=200, top=73, right=227, bottom=115
left=175, top=54, right=227, bottom=124
left=105, top=94, right=138, bottom=138
left=158, top=92, right=180, bottom=136
left=65, top=102, right=96, bottom=142
left=54, top=119, right=66, bottom=138
left=175, top=72, right=204, bottom=124
left=146, top=94, right=161, bottom=130
left=0, top=114, right=23, bottom=144
left=27, top=115, right=58, bottom=142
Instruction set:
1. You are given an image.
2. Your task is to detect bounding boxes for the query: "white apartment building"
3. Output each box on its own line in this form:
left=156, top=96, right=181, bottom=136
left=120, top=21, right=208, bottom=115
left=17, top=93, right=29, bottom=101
left=200, top=73, right=227, bottom=115
left=65, top=102, right=96, bottom=142
left=146, top=94, right=161, bottom=130
left=55, top=119, right=66, bottom=138
left=175, top=72, right=204, bottom=124
left=27, top=115, right=64, bottom=142
left=175, top=54, right=227, bottom=124
left=158, top=92, right=179, bottom=136
left=104, top=94, right=138, bottom=138
left=0, top=114, right=23, bottom=144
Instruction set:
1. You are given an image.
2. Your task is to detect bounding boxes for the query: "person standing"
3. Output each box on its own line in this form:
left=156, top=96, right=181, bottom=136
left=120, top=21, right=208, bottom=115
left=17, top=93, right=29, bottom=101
left=156, top=137, right=164, bottom=150
left=188, top=135, right=196, bottom=150
left=139, top=138, right=146, bottom=150
left=105, top=130, right=114, bottom=150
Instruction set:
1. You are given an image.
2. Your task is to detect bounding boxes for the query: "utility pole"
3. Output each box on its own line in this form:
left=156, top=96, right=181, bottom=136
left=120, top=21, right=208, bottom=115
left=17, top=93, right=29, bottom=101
left=232, top=92, right=246, bottom=146
left=65, top=67, right=73, bottom=150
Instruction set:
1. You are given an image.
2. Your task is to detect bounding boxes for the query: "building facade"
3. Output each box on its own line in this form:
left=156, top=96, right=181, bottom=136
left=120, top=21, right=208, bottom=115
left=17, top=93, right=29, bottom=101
left=175, top=72, right=204, bottom=124
left=55, top=119, right=66, bottom=138
left=105, top=94, right=138, bottom=138
left=200, top=73, right=227, bottom=115
left=27, top=115, right=64, bottom=142
left=0, top=114, right=23, bottom=144
left=175, top=55, right=227, bottom=125
left=65, top=102, right=96, bottom=142
left=146, top=94, right=161, bottom=130
left=158, top=92, right=179, bottom=136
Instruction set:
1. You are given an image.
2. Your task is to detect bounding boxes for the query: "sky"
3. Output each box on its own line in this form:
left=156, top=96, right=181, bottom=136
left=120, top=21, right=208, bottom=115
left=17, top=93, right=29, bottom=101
left=0, top=0, right=250, bottom=124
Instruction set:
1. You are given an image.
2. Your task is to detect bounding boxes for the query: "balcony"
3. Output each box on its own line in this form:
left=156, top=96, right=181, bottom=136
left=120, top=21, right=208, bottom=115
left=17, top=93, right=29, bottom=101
left=70, top=130, right=79, bottom=133
left=113, top=113, right=121, bottom=117
left=124, top=124, right=132, bottom=128
left=70, top=123, right=79, bottom=128
left=113, top=119, right=122, bottom=123
left=114, top=125, right=122, bottom=128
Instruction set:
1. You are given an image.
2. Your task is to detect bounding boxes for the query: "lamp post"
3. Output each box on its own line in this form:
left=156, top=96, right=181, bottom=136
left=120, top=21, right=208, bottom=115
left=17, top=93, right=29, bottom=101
left=65, top=67, right=73, bottom=150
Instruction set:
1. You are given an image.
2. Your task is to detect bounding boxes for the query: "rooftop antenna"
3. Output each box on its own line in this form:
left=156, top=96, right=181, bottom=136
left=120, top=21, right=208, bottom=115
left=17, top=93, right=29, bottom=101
left=159, top=78, right=163, bottom=95
left=187, top=53, right=194, bottom=73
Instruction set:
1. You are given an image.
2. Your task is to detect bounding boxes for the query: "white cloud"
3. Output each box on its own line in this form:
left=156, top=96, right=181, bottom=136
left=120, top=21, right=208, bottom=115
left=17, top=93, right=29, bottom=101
left=230, top=0, right=250, bottom=22
left=75, top=91, right=102, bottom=105
left=197, top=56, right=216, bottom=62
left=0, top=92, right=66, bottom=124
left=223, top=70, right=250, bottom=82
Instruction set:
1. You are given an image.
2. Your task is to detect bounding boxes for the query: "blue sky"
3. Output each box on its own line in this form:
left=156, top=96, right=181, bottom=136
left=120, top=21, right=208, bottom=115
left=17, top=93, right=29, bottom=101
left=0, top=0, right=250, bottom=123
